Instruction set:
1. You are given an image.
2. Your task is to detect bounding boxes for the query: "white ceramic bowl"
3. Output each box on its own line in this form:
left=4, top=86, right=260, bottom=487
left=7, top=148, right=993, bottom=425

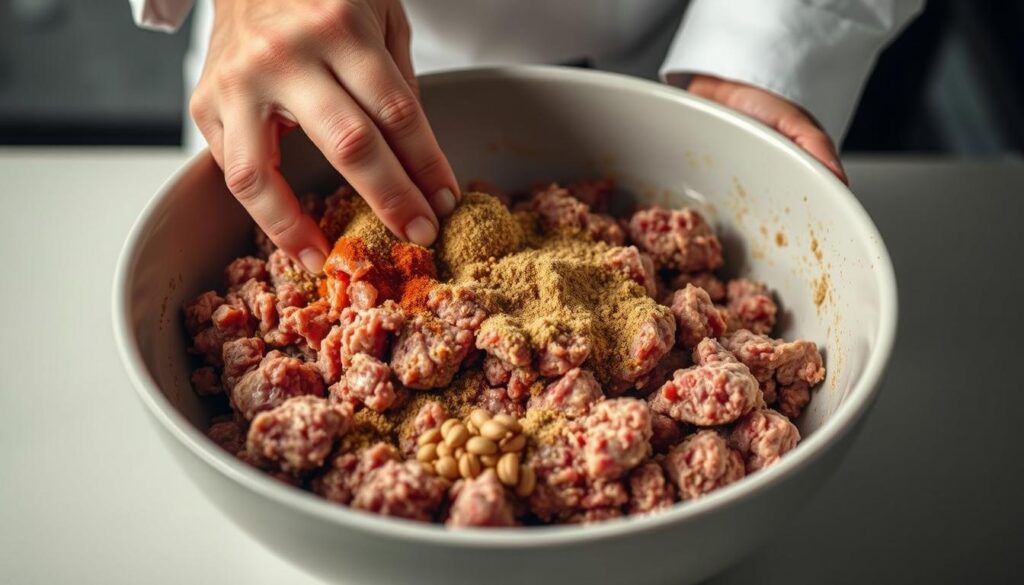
left=113, top=66, right=897, bottom=585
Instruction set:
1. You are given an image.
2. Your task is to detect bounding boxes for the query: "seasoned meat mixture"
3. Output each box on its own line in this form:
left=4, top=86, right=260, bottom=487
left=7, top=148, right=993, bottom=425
left=184, top=178, right=826, bottom=527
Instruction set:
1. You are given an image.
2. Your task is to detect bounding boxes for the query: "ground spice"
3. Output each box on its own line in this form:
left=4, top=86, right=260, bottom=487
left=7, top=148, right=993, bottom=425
left=437, top=192, right=523, bottom=277
left=520, top=408, right=565, bottom=447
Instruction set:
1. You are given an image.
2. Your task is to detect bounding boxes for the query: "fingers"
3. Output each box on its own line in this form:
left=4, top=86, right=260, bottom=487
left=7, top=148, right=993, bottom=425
left=283, top=70, right=441, bottom=246
left=778, top=114, right=849, bottom=185
left=220, top=104, right=330, bottom=272
left=324, top=40, right=460, bottom=218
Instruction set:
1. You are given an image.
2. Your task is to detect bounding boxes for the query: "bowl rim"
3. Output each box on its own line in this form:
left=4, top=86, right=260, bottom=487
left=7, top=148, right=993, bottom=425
left=112, top=64, right=898, bottom=548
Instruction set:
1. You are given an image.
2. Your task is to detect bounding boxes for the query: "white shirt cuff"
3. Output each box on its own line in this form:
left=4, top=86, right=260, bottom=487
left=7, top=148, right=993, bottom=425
left=129, top=0, right=196, bottom=33
left=660, top=0, right=923, bottom=142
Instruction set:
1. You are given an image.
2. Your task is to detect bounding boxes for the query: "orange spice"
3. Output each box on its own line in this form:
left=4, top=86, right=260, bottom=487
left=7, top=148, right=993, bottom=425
left=324, top=231, right=438, bottom=309
left=400, top=275, right=437, bottom=313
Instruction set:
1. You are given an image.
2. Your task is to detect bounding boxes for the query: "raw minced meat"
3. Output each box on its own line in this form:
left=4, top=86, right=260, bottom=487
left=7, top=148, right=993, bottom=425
left=186, top=177, right=826, bottom=529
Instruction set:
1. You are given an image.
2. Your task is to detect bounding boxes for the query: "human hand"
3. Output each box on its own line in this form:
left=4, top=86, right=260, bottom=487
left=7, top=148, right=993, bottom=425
left=687, top=74, right=848, bottom=185
left=189, top=0, right=459, bottom=273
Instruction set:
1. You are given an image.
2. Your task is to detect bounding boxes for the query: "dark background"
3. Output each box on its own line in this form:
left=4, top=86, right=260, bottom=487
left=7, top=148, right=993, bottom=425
left=0, top=0, right=1022, bottom=154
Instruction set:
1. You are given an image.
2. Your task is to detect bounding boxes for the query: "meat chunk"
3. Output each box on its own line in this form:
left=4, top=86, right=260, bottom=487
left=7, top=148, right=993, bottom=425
left=650, top=413, right=684, bottom=454
left=722, top=329, right=825, bottom=414
left=528, top=368, right=603, bottom=418
left=475, top=385, right=527, bottom=418
left=476, top=318, right=532, bottom=368
left=221, top=336, right=266, bottom=391
left=668, top=272, right=726, bottom=303
left=312, top=442, right=399, bottom=505
left=670, top=284, right=727, bottom=348
left=648, top=338, right=761, bottom=426
left=446, top=470, right=517, bottom=528
left=328, top=353, right=397, bottom=412
left=190, top=302, right=253, bottom=365
left=346, top=280, right=379, bottom=310
left=663, top=430, right=745, bottom=500
left=238, top=278, right=279, bottom=334
left=627, top=206, right=723, bottom=272
left=278, top=300, right=333, bottom=350
left=190, top=366, right=222, bottom=396
left=351, top=460, right=448, bottom=522
left=427, top=286, right=488, bottom=331
left=536, top=330, right=591, bottom=377
left=634, top=349, right=691, bottom=398
left=184, top=290, right=224, bottom=335
left=627, top=461, right=676, bottom=515
left=528, top=183, right=589, bottom=230
left=604, top=246, right=658, bottom=297
left=391, top=313, right=474, bottom=389
left=207, top=417, right=246, bottom=454
left=317, top=301, right=406, bottom=384
left=225, top=256, right=268, bottom=289
left=724, top=279, right=777, bottom=335
left=231, top=351, right=325, bottom=420
left=245, top=396, right=352, bottom=473
left=582, top=398, right=653, bottom=480
left=729, top=409, right=800, bottom=472
left=527, top=435, right=628, bottom=522
left=585, top=213, right=626, bottom=245
left=567, top=177, right=615, bottom=211
left=483, top=354, right=512, bottom=386
left=617, top=306, right=676, bottom=383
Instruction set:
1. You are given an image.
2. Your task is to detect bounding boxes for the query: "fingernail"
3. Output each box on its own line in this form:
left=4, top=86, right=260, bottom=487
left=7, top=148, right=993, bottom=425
left=298, top=247, right=327, bottom=274
left=405, top=216, right=438, bottom=247
left=430, top=188, right=457, bottom=216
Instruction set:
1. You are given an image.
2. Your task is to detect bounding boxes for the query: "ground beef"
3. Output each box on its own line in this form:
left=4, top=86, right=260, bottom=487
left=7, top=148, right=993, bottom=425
left=529, top=183, right=589, bottom=230
left=347, top=280, right=379, bottom=310
left=278, top=300, right=333, bottom=350
left=267, top=249, right=303, bottom=289
left=225, top=256, right=268, bottom=289
left=191, top=366, right=222, bottom=396
left=669, top=272, right=726, bottom=303
left=446, top=470, right=517, bottom=528
left=536, top=331, right=591, bottom=377
left=581, top=398, right=653, bottom=480
left=565, top=507, right=624, bottom=525
left=505, top=366, right=538, bottom=401
left=663, top=430, right=745, bottom=500
left=627, top=461, right=676, bottom=515
left=351, top=460, right=448, bottom=522
left=391, top=313, right=474, bottom=389
left=777, top=381, right=811, bottom=419
left=317, top=301, right=406, bottom=384
left=237, top=278, right=279, bottom=335
left=312, top=442, right=399, bottom=505
left=191, top=303, right=253, bottom=365
left=207, top=417, right=246, bottom=454
left=427, top=286, right=488, bottom=331
left=483, top=354, right=512, bottom=386
left=650, top=413, right=684, bottom=453
left=245, top=396, right=353, bottom=474
left=670, top=284, right=728, bottom=348
left=528, top=368, right=603, bottom=418
left=476, top=323, right=532, bottom=368
left=618, top=307, right=676, bottom=383
left=231, top=351, right=325, bottom=420
left=328, top=353, right=397, bottom=412
left=221, top=336, right=266, bottom=391
left=634, top=349, right=692, bottom=397
left=604, top=245, right=658, bottom=297
left=567, top=177, right=614, bottom=211
left=474, top=385, right=526, bottom=418
left=648, top=338, right=761, bottom=426
left=527, top=431, right=629, bottom=522
left=275, top=282, right=308, bottom=312
left=585, top=212, right=627, bottom=245
left=729, top=409, right=800, bottom=472
left=724, top=279, right=777, bottom=335
left=627, top=206, right=723, bottom=273
left=184, top=290, right=224, bottom=335
left=722, top=329, right=825, bottom=414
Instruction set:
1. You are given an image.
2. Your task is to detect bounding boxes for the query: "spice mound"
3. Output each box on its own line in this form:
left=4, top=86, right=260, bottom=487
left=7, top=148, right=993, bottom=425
left=184, top=178, right=825, bottom=527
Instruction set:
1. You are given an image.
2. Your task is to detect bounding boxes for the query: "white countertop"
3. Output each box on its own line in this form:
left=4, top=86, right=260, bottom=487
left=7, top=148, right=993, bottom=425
left=1, top=150, right=1021, bottom=585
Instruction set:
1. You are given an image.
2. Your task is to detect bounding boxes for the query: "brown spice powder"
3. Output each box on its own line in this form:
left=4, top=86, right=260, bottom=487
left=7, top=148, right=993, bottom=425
left=437, top=192, right=523, bottom=277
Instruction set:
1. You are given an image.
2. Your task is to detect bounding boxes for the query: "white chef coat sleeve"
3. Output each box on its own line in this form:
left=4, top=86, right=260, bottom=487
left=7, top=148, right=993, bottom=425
left=129, top=0, right=196, bottom=33
left=660, top=0, right=924, bottom=142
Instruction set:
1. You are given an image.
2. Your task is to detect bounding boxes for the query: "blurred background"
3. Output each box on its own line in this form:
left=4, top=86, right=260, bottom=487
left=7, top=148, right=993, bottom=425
left=0, top=0, right=1021, bottom=155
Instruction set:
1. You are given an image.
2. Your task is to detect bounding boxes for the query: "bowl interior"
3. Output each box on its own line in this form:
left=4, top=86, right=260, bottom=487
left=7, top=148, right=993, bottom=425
left=123, top=66, right=891, bottom=496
